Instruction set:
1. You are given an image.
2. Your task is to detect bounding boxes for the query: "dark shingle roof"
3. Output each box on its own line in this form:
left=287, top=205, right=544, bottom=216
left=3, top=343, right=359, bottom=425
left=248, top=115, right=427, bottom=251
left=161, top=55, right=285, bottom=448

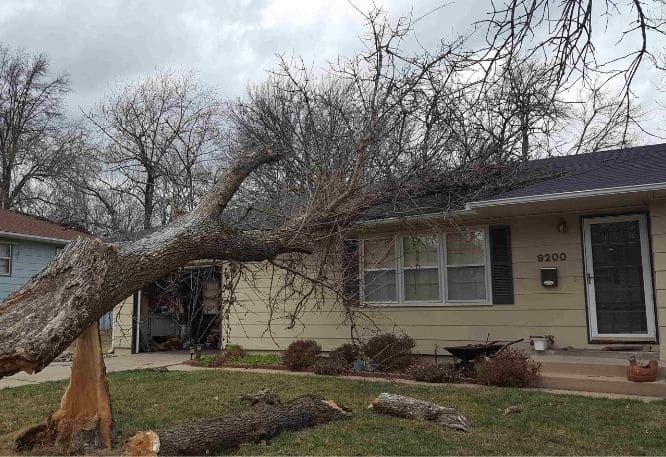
left=478, top=143, right=666, bottom=203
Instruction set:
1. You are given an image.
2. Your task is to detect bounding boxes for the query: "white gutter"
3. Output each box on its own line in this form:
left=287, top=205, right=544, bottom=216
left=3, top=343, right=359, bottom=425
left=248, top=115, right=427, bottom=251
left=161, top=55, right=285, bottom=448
left=357, top=208, right=477, bottom=227
left=0, top=230, right=72, bottom=245
left=466, top=181, right=666, bottom=210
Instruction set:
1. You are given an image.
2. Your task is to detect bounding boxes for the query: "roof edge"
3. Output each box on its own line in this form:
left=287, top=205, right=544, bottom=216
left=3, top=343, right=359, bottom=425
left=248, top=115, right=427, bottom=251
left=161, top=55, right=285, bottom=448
left=357, top=208, right=477, bottom=227
left=0, top=231, right=75, bottom=244
left=466, top=181, right=666, bottom=209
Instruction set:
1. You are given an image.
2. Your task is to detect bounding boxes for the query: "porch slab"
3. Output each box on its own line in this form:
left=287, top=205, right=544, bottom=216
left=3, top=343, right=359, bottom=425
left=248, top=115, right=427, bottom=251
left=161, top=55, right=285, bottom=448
left=538, top=372, right=666, bottom=397
left=536, top=348, right=660, bottom=360
left=533, top=351, right=665, bottom=397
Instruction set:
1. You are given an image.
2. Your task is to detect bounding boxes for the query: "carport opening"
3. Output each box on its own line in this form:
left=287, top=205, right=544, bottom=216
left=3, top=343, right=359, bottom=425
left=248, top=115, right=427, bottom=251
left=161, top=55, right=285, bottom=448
left=136, top=265, right=223, bottom=353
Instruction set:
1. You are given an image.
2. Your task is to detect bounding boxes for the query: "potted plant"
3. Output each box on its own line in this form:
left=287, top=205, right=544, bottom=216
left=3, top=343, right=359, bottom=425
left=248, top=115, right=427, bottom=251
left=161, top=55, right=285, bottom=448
left=529, top=335, right=554, bottom=351
left=627, top=357, right=659, bottom=382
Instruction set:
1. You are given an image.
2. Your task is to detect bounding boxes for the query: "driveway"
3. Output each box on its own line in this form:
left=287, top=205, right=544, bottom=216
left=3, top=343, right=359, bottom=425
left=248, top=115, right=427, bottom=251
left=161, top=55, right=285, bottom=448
left=0, top=352, right=192, bottom=389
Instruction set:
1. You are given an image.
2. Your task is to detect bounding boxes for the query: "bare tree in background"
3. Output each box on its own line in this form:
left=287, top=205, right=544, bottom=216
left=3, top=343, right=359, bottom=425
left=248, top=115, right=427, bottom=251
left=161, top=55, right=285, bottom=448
left=85, top=69, right=224, bottom=231
left=0, top=44, right=77, bottom=210
left=475, top=0, right=665, bottom=138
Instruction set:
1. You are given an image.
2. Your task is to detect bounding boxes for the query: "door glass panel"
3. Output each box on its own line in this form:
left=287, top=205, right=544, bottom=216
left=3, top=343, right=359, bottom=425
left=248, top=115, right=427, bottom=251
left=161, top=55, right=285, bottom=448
left=589, top=220, right=647, bottom=334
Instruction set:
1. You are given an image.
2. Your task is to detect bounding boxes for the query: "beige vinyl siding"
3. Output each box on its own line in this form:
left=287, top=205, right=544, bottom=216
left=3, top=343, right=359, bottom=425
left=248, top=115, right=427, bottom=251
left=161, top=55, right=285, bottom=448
left=649, top=198, right=666, bottom=357
left=111, top=295, right=134, bottom=353
left=227, top=212, right=599, bottom=354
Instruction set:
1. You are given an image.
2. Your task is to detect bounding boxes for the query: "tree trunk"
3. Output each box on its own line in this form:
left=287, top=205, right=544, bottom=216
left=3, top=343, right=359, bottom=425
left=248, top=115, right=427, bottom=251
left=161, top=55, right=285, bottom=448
left=123, top=393, right=351, bottom=456
left=0, top=149, right=306, bottom=379
left=15, top=323, right=115, bottom=454
left=369, top=393, right=470, bottom=432
left=143, top=170, right=155, bottom=230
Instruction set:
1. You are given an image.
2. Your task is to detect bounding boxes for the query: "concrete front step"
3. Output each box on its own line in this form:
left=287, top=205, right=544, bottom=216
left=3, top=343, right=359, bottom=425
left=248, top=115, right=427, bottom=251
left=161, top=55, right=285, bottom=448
left=538, top=372, right=666, bottom=397
left=537, top=358, right=665, bottom=378
left=537, top=348, right=660, bottom=360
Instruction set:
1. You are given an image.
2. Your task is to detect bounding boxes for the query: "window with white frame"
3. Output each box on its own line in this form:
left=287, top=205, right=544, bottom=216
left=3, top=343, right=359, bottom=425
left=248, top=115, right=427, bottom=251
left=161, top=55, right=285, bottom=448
left=402, top=235, right=440, bottom=302
left=446, top=230, right=487, bottom=301
left=360, top=229, right=489, bottom=305
left=0, top=243, right=12, bottom=276
left=362, top=238, right=398, bottom=302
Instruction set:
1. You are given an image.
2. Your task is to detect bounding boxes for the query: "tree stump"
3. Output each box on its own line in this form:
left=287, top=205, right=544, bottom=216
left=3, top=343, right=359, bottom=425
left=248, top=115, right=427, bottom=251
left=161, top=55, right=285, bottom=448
left=123, top=391, right=351, bottom=456
left=369, top=392, right=470, bottom=432
left=15, top=322, right=115, bottom=454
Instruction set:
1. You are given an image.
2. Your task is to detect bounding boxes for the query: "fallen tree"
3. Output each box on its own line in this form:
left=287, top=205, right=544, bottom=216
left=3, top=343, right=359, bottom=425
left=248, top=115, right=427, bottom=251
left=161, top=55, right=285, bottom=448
left=0, top=150, right=301, bottom=381
left=123, top=390, right=351, bottom=456
left=369, top=393, right=470, bottom=432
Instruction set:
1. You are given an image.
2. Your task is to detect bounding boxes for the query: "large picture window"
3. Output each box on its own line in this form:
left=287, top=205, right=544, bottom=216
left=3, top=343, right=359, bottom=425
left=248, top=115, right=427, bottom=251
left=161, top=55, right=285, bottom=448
left=360, top=229, right=489, bottom=305
left=0, top=243, right=12, bottom=276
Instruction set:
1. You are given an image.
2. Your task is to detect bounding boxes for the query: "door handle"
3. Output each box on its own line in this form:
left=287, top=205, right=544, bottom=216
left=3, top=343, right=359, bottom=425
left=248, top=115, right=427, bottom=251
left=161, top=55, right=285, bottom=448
left=586, top=272, right=594, bottom=284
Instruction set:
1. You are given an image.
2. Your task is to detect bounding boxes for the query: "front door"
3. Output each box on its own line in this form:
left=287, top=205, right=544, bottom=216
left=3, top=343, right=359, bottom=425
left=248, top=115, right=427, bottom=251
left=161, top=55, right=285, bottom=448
left=582, top=214, right=656, bottom=341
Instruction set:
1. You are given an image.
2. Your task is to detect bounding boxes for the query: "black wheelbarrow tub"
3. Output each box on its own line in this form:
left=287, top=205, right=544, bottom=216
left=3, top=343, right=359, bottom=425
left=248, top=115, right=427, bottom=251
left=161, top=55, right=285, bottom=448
left=444, top=343, right=505, bottom=362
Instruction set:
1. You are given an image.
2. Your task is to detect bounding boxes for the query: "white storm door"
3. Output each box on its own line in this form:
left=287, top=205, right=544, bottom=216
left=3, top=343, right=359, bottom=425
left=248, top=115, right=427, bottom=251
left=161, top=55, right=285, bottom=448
left=583, top=214, right=656, bottom=341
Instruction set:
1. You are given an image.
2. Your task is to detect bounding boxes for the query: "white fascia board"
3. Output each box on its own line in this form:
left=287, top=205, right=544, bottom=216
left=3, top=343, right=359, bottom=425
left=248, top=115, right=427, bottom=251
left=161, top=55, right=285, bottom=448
left=0, top=231, right=72, bottom=245
left=356, top=208, right=477, bottom=228
left=465, top=181, right=666, bottom=210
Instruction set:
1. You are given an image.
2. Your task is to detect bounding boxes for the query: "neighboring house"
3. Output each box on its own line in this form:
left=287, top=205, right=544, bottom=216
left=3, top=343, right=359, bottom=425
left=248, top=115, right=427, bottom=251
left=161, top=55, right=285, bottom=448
left=111, top=144, right=666, bottom=361
left=0, top=208, right=89, bottom=301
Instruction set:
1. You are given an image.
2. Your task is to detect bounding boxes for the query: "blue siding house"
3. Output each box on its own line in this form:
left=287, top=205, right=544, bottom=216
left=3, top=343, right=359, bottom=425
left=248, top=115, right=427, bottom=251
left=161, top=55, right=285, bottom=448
left=0, top=208, right=89, bottom=300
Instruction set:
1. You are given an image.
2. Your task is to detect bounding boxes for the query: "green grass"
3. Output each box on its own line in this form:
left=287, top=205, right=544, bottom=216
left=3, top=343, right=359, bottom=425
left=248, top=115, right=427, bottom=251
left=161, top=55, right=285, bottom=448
left=235, top=353, right=281, bottom=365
left=1, top=369, right=666, bottom=455
left=196, top=353, right=282, bottom=367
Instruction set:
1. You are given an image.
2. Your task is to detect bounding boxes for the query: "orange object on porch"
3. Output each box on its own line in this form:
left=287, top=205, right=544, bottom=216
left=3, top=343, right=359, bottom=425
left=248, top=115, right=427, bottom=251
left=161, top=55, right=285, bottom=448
left=627, top=358, right=658, bottom=383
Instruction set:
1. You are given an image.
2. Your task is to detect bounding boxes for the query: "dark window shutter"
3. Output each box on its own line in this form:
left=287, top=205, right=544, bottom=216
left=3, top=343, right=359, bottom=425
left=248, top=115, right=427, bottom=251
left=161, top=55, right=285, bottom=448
left=342, top=240, right=360, bottom=307
left=489, top=225, right=514, bottom=305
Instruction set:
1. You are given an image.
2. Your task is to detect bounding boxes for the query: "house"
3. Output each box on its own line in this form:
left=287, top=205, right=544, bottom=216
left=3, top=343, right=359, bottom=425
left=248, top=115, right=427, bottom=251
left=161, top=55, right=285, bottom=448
left=111, top=144, right=666, bottom=364
left=0, top=208, right=89, bottom=301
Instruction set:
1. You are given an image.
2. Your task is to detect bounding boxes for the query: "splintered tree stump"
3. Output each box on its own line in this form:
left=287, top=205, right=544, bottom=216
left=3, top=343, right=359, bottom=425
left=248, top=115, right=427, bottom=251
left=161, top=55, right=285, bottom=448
left=15, top=323, right=114, bottom=454
left=123, top=391, right=351, bottom=456
left=369, top=393, right=470, bottom=432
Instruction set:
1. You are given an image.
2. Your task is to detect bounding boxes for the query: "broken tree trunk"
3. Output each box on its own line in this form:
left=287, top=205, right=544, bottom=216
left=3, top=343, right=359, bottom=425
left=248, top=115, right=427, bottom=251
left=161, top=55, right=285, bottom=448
left=0, top=149, right=312, bottom=379
left=369, top=393, right=470, bottom=432
left=123, top=391, right=351, bottom=456
left=15, top=322, right=115, bottom=454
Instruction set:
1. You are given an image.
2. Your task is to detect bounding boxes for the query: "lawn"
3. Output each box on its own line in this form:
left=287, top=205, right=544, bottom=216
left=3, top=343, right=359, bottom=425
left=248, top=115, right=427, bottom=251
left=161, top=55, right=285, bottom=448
left=1, top=369, right=666, bottom=455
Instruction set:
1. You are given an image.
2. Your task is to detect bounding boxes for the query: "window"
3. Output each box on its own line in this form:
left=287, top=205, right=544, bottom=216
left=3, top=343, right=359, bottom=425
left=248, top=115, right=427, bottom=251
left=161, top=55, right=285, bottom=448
left=362, top=238, right=397, bottom=302
left=446, top=230, right=487, bottom=301
left=360, top=229, right=489, bottom=305
left=0, top=243, right=12, bottom=276
left=403, top=236, right=440, bottom=302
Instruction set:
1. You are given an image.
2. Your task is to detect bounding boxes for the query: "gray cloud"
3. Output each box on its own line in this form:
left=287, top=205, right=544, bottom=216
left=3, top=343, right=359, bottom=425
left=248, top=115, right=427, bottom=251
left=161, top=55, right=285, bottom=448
left=0, top=0, right=663, bottom=137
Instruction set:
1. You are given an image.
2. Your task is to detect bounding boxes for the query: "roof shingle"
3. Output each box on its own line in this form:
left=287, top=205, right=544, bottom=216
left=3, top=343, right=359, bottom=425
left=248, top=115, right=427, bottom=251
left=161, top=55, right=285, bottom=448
left=481, top=143, right=666, bottom=202
left=0, top=208, right=90, bottom=242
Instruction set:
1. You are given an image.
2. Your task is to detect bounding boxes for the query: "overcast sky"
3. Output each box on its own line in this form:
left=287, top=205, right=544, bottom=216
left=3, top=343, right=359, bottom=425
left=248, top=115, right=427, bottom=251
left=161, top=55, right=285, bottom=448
left=0, top=0, right=664, bottom=139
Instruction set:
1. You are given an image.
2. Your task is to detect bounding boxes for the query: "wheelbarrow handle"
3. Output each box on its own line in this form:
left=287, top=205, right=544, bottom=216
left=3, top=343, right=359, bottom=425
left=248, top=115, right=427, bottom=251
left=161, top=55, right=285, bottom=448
left=498, top=338, right=524, bottom=353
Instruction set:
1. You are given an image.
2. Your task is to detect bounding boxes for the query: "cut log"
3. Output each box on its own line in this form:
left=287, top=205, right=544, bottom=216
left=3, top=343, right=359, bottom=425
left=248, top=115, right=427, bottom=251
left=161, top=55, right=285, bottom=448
left=369, top=393, right=470, bottom=432
left=123, top=391, right=351, bottom=456
left=15, top=323, right=115, bottom=454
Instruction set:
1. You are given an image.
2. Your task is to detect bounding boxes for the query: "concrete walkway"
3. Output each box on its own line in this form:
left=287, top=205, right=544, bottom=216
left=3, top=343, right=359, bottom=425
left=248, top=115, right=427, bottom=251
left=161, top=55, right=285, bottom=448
left=0, top=352, right=190, bottom=389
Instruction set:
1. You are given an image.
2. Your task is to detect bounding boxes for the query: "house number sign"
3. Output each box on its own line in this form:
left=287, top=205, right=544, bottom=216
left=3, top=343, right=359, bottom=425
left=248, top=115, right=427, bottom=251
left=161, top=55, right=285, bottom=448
left=537, top=253, right=567, bottom=262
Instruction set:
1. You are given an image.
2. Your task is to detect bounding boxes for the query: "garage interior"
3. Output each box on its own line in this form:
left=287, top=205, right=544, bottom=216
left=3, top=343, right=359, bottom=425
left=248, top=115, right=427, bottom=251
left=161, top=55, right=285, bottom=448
left=136, top=264, right=223, bottom=353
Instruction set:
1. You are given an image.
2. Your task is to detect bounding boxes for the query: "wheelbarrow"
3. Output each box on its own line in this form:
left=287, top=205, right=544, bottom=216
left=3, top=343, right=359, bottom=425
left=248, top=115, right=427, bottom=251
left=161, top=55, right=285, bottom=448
left=444, top=338, right=523, bottom=364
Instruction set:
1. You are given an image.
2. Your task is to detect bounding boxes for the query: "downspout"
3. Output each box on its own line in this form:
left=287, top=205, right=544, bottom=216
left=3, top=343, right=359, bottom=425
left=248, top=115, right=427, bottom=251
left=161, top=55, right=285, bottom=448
left=133, top=290, right=142, bottom=354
